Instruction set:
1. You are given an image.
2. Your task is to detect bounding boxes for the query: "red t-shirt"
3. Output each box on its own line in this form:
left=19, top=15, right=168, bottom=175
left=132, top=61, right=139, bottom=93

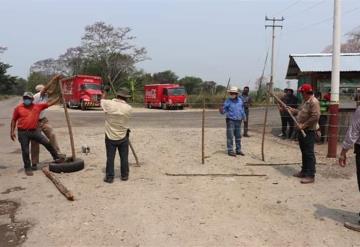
left=12, top=103, right=49, bottom=129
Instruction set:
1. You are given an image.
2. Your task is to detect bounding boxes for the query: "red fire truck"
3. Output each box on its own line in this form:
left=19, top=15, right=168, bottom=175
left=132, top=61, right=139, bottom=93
left=144, top=84, right=187, bottom=110
left=61, top=75, right=103, bottom=110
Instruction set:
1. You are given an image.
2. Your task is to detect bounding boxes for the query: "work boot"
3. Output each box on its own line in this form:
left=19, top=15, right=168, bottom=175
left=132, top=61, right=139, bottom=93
left=25, top=168, right=33, bottom=176
left=344, top=221, right=360, bottom=232
left=300, top=177, right=315, bottom=184
left=31, top=164, right=38, bottom=171
left=243, top=134, right=250, bottom=138
left=54, top=157, right=65, bottom=163
left=236, top=150, right=245, bottom=156
left=293, top=171, right=305, bottom=178
left=228, top=152, right=236, bottom=157
left=121, top=176, right=129, bottom=181
left=103, top=177, right=114, bottom=183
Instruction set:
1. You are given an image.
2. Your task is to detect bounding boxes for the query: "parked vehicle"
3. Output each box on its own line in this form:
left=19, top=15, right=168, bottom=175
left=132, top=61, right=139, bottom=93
left=144, top=84, right=187, bottom=110
left=61, top=75, right=103, bottom=110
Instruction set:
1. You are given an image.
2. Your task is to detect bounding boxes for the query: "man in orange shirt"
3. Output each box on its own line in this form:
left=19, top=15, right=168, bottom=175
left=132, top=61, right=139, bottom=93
left=10, top=92, right=64, bottom=176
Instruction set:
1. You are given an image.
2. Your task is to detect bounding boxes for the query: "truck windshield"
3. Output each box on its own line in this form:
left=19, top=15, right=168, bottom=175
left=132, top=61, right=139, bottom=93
left=167, top=88, right=186, bottom=96
left=81, top=84, right=101, bottom=90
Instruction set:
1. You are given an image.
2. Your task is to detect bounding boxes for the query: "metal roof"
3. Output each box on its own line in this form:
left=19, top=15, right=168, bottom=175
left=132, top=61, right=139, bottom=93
left=286, top=53, right=360, bottom=79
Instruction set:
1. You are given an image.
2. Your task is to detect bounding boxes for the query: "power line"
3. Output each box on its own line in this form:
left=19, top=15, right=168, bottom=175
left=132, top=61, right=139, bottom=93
left=273, top=0, right=303, bottom=16
left=287, top=0, right=326, bottom=19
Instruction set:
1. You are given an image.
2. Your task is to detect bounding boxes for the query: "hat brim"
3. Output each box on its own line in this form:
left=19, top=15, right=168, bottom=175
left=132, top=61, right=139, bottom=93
left=227, top=90, right=239, bottom=94
left=116, top=93, right=131, bottom=98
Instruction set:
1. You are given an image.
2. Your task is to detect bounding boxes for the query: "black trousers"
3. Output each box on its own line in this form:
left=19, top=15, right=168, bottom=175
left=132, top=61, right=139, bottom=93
left=354, top=144, right=360, bottom=191
left=243, top=108, right=249, bottom=136
left=298, top=130, right=316, bottom=177
left=18, top=129, right=59, bottom=169
left=105, top=134, right=129, bottom=179
left=281, top=114, right=294, bottom=138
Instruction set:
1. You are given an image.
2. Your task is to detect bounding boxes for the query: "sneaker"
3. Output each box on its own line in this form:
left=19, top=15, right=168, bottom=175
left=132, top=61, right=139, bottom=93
left=31, top=164, right=38, bottom=171
left=228, top=152, right=236, bottom=157
left=121, top=176, right=129, bottom=181
left=54, top=157, right=65, bottom=163
left=278, top=133, right=285, bottom=137
left=25, top=168, right=33, bottom=176
left=103, top=177, right=114, bottom=183
left=300, top=177, right=315, bottom=184
left=236, top=150, right=245, bottom=156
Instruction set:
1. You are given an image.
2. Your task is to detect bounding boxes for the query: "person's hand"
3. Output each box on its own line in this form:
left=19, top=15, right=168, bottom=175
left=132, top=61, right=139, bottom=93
left=10, top=132, right=16, bottom=141
left=339, top=150, right=347, bottom=167
left=219, top=105, right=224, bottom=114
left=296, top=123, right=304, bottom=130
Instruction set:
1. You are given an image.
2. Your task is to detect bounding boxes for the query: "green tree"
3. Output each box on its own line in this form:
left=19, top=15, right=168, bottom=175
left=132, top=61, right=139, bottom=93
left=153, top=70, right=178, bottom=84
left=0, top=62, right=17, bottom=94
left=178, top=76, right=203, bottom=95
left=27, top=72, right=51, bottom=92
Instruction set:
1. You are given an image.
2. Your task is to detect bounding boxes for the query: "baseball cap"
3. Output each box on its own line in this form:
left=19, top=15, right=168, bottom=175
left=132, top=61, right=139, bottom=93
left=298, top=84, right=313, bottom=93
left=22, top=92, right=34, bottom=99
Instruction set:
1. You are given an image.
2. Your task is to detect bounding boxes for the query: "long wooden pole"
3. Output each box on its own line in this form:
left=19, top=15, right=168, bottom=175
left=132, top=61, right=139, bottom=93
left=59, top=79, right=76, bottom=160
left=202, top=93, right=205, bottom=164
left=261, top=88, right=270, bottom=161
left=42, top=166, right=74, bottom=201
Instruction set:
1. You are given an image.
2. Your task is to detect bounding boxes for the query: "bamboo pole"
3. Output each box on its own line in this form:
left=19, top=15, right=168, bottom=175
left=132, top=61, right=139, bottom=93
left=59, top=80, right=76, bottom=160
left=261, top=88, right=270, bottom=161
left=202, top=93, right=205, bottom=164
left=42, top=166, right=74, bottom=201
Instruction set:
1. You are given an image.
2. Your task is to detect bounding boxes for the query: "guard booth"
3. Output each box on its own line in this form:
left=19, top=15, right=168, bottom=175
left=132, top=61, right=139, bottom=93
left=285, top=53, right=360, bottom=141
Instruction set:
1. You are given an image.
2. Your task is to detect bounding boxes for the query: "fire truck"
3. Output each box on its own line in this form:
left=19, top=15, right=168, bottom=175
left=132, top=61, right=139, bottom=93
left=144, top=84, right=187, bottom=110
left=61, top=75, right=103, bottom=110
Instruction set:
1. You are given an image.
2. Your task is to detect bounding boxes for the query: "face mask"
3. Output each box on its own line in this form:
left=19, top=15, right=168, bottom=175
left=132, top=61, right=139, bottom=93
left=230, top=94, right=237, bottom=99
left=23, top=99, right=33, bottom=106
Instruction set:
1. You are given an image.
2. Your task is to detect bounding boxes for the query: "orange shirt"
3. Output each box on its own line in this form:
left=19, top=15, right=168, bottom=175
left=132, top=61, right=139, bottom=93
left=12, top=103, right=49, bottom=129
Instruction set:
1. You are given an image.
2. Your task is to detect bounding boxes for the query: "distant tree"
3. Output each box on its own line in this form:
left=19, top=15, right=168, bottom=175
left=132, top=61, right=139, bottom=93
left=202, top=81, right=217, bottom=95
left=178, top=76, right=202, bottom=94
left=215, top=84, right=227, bottom=95
left=81, top=21, right=148, bottom=90
left=0, top=62, right=17, bottom=94
left=323, top=26, right=360, bottom=52
left=13, top=78, right=27, bottom=95
left=58, top=46, right=84, bottom=75
left=0, top=46, right=7, bottom=54
left=153, top=70, right=178, bottom=84
left=27, top=72, right=51, bottom=92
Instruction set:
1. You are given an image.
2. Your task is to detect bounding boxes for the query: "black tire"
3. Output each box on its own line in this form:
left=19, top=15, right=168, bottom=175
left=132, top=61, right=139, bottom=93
left=49, top=158, right=85, bottom=173
left=179, top=106, right=184, bottom=110
left=162, top=103, right=167, bottom=110
left=80, top=100, right=86, bottom=111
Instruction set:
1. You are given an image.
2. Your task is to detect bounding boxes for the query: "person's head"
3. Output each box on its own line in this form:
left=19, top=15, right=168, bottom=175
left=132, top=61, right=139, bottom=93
left=22, top=92, right=34, bottom=107
left=286, top=88, right=294, bottom=96
left=227, top=86, right=239, bottom=99
left=243, top=86, right=249, bottom=95
left=283, top=88, right=289, bottom=94
left=298, top=83, right=313, bottom=100
left=35, top=84, right=45, bottom=92
left=116, top=87, right=131, bottom=101
left=315, top=91, right=322, bottom=99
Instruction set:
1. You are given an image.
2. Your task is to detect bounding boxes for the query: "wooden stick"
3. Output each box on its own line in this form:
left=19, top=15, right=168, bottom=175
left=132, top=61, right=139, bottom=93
left=129, top=141, right=140, bottom=167
left=202, top=94, right=205, bottom=164
left=246, top=162, right=327, bottom=166
left=269, top=91, right=306, bottom=137
left=42, top=166, right=74, bottom=201
left=59, top=79, right=76, bottom=160
left=165, top=173, right=266, bottom=177
left=261, top=85, right=270, bottom=161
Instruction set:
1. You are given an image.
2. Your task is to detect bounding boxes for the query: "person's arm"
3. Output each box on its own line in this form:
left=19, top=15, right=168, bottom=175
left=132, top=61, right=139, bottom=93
left=339, top=108, right=360, bottom=167
left=221, top=99, right=230, bottom=115
left=41, top=74, right=63, bottom=96
left=47, top=96, right=60, bottom=107
left=302, top=101, right=320, bottom=129
left=10, top=109, right=18, bottom=141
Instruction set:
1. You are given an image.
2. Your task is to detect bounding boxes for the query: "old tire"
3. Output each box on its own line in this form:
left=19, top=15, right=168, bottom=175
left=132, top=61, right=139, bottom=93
left=49, top=158, right=85, bottom=173
left=80, top=100, right=86, bottom=111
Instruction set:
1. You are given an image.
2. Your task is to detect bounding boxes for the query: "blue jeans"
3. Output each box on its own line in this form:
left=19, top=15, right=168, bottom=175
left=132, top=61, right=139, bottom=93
left=226, top=118, right=242, bottom=153
left=105, top=134, right=129, bottom=179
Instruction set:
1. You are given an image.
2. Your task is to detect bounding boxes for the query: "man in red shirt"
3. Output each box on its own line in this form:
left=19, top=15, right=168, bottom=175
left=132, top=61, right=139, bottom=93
left=10, top=92, right=64, bottom=175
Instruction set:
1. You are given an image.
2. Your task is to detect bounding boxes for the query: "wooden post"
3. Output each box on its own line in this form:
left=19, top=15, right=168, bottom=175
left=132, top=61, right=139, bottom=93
left=261, top=87, right=270, bottom=161
left=202, top=94, right=205, bottom=164
left=59, top=80, right=76, bottom=160
left=42, top=166, right=74, bottom=201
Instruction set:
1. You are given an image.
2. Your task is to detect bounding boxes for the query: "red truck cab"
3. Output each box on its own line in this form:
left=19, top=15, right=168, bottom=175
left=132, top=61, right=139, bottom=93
left=144, top=84, right=187, bottom=110
left=61, top=75, right=103, bottom=110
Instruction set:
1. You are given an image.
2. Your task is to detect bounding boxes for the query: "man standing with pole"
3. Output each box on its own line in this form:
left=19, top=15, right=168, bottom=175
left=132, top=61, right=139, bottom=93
left=328, top=0, right=341, bottom=158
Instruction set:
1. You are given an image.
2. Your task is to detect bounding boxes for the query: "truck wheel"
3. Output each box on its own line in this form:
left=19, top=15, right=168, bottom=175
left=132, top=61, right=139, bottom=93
left=179, top=106, right=184, bottom=110
left=162, top=103, right=167, bottom=110
left=49, top=158, right=84, bottom=173
left=80, top=100, right=86, bottom=111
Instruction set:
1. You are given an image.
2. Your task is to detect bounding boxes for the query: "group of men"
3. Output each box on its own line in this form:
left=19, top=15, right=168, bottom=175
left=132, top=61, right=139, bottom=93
left=10, top=76, right=132, bottom=183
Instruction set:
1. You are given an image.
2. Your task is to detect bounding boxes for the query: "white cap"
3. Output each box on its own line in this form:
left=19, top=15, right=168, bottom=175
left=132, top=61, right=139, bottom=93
left=35, top=84, right=45, bottom=92
left=227, top=86, right=239, bottom=94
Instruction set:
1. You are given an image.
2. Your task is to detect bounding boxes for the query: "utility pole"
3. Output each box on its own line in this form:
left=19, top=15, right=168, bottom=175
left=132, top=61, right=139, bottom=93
left=265, top=16, right=284, bottom=96
left=327, top=0, right=341, bottom=158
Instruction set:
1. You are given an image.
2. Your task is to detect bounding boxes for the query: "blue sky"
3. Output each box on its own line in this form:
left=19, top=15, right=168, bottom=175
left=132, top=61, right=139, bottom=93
left=0, top=0, right=359, bottom=89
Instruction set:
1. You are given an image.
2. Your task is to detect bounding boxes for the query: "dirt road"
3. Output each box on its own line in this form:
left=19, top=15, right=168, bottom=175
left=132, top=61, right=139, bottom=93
left=1, top=97, right=360, bottom=247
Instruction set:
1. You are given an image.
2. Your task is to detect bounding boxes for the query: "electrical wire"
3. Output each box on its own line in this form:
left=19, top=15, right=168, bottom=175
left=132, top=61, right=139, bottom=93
left=273, top=0, right=303, bottom=16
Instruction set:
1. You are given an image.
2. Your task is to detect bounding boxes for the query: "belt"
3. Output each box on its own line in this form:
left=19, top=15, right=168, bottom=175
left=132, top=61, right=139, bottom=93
left=18, top=128, right=37, bottom=131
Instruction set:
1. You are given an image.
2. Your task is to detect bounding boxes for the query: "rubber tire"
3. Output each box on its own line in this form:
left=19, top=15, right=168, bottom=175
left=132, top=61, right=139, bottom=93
left=162, top=103, right=167, bottom=110
left=179, top=106, right=184, bottom=110
left=80, top=101, right=86, bottom=111
left=49, top=158, right=85, bottom=173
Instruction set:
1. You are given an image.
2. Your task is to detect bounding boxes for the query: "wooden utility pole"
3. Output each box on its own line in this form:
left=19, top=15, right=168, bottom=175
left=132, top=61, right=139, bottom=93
left=202, top=92, right=205, bottom=164
left=327, top=0, right=341, bottom=158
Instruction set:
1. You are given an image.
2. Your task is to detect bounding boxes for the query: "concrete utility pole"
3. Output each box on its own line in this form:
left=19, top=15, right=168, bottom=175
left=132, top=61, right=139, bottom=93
left=327, top=0, right=341, bottom=158
left=265, top=16, right=284, bottom=95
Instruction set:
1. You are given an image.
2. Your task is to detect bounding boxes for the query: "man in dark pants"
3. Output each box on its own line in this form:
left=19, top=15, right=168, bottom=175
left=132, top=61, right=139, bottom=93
left=284, top=89, right=298, bottom=139
left=288, top=84, right=320, bottom=184
left=101, top=87, right=132, bottom=183
left=278, top=88, right=288, bottom=138
left=339, top=106, right=360, bottom=231
left=315, top=92, right=330, bottom=143
left=220, top=86, right=247, bottom=157
left=240, top=86, right=252, bottom=137
left=10, top=92, right=63, bottom=176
